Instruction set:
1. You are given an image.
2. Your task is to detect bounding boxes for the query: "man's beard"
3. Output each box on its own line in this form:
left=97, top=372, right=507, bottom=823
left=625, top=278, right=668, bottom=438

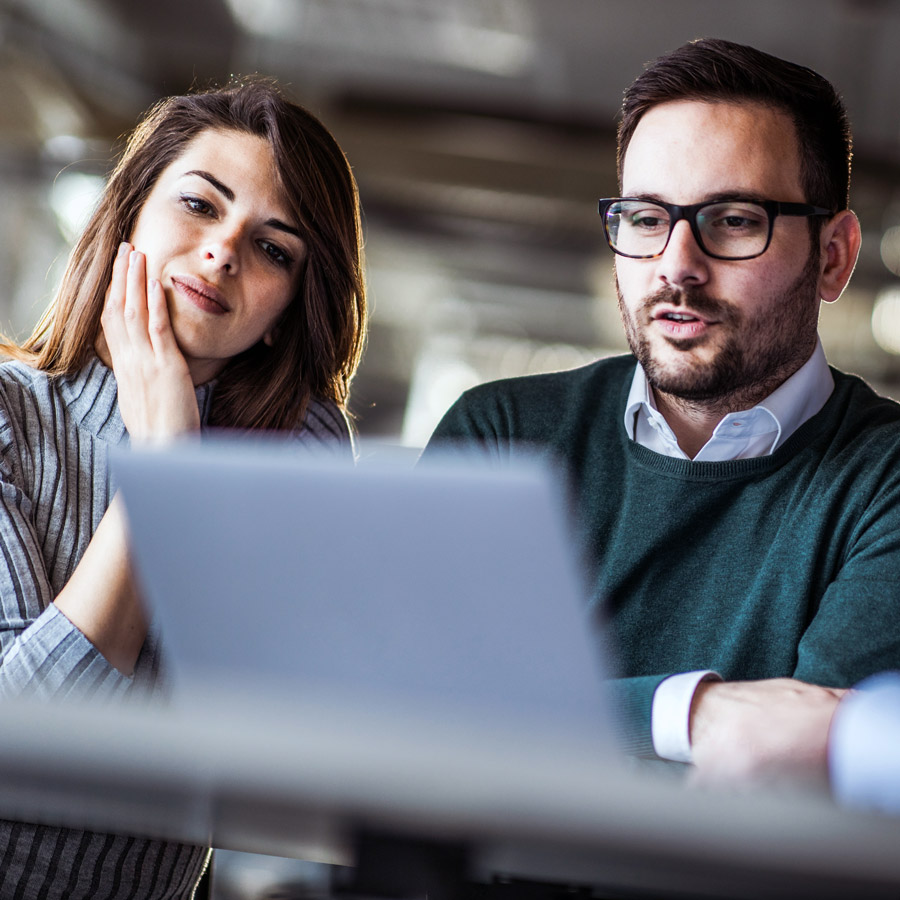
left=616, top=250, right=821, bottom=406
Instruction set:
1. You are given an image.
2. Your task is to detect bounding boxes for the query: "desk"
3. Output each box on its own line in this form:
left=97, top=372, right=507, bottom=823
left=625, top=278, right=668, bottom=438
left=0, top=691, right=898, bottom=899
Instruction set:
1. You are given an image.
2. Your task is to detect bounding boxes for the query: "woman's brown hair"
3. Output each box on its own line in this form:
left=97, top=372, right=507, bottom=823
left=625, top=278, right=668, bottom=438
left=5, top=76, right=367, bottom=430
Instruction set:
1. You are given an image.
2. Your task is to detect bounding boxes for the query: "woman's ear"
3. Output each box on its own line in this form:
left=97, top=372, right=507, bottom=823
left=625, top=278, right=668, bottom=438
left=819, top=210, right=862, bottom=304
left=262, top=316, right=284, bottom=347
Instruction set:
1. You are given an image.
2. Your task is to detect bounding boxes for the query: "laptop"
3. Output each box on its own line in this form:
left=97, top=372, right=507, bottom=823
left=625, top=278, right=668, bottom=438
left=113, top=440, right=611, bottom=746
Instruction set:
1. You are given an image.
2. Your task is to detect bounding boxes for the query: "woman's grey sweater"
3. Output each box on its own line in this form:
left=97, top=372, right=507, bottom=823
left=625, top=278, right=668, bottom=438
left=0, top=356, right=350, bottom=899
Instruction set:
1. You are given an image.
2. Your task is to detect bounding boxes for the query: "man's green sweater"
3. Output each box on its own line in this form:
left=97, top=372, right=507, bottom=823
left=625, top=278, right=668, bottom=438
left=425, top=355, right=900, bottom=756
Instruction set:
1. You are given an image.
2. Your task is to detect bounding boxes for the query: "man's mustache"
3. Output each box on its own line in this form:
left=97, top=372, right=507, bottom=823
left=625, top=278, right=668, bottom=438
left=639, top=286, right=739, bottom=323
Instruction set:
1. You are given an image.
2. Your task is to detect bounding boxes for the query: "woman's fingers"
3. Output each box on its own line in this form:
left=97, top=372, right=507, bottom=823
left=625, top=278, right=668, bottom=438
left=145, top=277, right=182, bottom=359
left=105, top=245, right=177, bottom=363
left=123, top=248, right=151, bottom=341
left=108, top=242, right=130, bottom=307
left=100, top=242, right=132, bottom=351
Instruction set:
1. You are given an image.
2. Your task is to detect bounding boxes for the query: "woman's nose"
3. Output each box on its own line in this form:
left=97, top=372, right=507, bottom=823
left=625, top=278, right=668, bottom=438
left=202, top=229, right=241, bottom=273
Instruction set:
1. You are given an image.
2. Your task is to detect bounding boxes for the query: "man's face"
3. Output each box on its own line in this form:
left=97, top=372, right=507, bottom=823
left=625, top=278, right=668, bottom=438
left=615, top=100, right=822, bottom=405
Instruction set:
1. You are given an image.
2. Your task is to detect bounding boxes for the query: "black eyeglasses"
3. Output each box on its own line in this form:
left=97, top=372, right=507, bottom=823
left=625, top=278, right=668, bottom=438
left=598, top=197, right=833, bottom=260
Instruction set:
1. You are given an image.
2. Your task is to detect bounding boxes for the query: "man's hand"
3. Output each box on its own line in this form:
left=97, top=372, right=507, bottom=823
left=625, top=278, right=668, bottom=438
left=689, top=678, right=847, bottom=788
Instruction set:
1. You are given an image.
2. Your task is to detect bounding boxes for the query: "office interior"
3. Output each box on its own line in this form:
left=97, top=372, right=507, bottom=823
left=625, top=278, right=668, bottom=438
left=3, top=0, right=900, bottom=896
left=7, top=0, right=900, bottom=450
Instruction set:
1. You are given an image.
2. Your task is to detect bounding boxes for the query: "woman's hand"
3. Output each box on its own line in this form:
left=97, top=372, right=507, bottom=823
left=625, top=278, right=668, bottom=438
left=99, top=242, right=200, bottom=445
left=61, top=241, right=200, bottom=673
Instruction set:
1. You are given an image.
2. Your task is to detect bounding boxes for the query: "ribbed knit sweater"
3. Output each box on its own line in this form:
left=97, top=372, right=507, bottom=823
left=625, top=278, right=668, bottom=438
left=0, top=356, right=350, bottom=899
left=425, top=354, right=900, bottom=756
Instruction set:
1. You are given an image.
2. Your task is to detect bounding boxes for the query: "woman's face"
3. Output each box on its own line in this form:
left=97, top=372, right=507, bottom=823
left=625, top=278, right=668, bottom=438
left=128, top=127, right=306, bottom=383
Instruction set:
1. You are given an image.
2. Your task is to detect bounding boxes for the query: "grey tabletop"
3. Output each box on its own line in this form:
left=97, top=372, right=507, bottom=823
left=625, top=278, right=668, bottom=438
left=0, top=689, right=898, bottom=900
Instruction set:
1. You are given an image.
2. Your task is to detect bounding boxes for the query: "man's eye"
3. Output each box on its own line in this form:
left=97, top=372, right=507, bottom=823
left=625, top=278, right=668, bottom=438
left=705, top=206, right=766, bottom=231
left=630, top=214, right=667, bottom=230
left=723, top=216, right=754, bottom=227
left=711, top=215, right=766, bottom=232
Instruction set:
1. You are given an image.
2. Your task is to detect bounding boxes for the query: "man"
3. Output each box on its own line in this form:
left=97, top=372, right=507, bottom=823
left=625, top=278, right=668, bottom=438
left=423, top=38, right=900, bottom=783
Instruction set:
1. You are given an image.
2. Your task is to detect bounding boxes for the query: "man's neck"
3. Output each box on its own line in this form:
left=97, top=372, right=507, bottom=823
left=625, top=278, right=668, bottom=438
left=651, top=391, right=739, bottom=459
left=651, top=367, right=800, bottom=459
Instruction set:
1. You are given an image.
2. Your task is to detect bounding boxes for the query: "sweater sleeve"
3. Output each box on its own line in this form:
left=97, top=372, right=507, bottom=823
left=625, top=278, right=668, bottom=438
left=425, top=392, right=511, bottom=462
left=792, top=463, right=900, bottom=687
left=0, top=415, right=130, bottom=701
left=605, top=675, right=671, bottom=756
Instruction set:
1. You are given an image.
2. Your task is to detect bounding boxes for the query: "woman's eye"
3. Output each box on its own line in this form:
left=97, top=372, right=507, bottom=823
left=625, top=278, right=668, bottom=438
left=180, top=194, right=214, bottom=216
left=259, top=240, right=292, bottom=268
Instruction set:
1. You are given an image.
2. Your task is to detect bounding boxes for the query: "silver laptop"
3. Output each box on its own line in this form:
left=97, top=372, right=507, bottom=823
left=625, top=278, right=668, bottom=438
left=113, top=441, right=610, bottom=745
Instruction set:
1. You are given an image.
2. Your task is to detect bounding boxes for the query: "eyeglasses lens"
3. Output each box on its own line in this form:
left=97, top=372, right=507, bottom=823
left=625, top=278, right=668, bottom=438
left=605, top=200, right=771, bottom=259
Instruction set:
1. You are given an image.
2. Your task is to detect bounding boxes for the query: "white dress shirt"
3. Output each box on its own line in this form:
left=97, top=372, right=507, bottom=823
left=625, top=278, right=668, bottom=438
left=830, top=673, right=900, bottom=814
left=622, top=340, right=834, bottom=762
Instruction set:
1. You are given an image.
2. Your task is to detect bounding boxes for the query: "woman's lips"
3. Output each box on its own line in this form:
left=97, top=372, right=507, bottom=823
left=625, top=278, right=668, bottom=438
left=172, top=276, right=229, bottom=316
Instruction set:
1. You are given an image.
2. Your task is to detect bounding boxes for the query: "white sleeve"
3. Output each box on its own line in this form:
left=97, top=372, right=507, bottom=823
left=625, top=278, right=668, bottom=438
left=652, top=670, right=722, bottom=762
left=829, top=673, right=900, bottom=813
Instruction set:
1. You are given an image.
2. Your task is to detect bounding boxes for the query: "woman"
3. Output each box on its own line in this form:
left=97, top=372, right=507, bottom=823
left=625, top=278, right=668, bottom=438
left=0, top=78, right=366, bottom=898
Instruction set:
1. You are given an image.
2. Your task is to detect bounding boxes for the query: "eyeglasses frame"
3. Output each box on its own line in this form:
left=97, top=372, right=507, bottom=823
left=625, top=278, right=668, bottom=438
left=597, top=197, right=833, bottom=261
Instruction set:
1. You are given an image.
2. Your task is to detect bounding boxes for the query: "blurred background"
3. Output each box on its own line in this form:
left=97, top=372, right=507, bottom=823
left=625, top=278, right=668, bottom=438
left=5, top=0, right=900, bottom=449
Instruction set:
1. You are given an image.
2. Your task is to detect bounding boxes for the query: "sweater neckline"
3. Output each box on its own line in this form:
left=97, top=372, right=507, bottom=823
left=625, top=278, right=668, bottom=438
left=620, top=365, right=852, bottom=482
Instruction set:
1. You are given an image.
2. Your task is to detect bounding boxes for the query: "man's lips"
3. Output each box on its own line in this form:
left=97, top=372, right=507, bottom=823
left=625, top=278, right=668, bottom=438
left=651, top=305, right=717, bottom=325
left=171, top=276, right=229, bottom=315
left=651, top=305, right=717, bottom=338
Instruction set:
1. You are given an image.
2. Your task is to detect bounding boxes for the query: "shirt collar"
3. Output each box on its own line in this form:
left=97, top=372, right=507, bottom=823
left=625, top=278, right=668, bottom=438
left=623, top=338, right=834, bottom=457
left=754, top=338, right=833, bottom=451
left=624, top=358, right=657, bottom=431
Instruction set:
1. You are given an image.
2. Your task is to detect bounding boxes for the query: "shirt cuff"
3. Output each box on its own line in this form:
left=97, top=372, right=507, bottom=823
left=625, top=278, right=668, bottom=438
left=652, top=670, right=722, bottom=763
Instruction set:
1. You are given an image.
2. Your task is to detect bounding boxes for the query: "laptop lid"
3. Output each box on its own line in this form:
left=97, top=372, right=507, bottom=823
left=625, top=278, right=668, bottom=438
left=113, top=441, right=609, bottom=744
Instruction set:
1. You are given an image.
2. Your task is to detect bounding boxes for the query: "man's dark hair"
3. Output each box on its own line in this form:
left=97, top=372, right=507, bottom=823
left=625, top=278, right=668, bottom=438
left=617, top=38, right=852, bottom=213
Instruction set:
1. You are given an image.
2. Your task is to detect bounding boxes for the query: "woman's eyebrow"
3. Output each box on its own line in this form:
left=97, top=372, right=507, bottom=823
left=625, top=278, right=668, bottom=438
left=184, top=170, right=234, bottom=202
left=268, top=219, right=301, bottom=238
left=183, top=169, right=301, bottom=239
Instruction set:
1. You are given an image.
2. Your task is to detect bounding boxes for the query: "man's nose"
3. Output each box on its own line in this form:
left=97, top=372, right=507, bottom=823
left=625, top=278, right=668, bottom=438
left=656, top=219, right=710, bottom=289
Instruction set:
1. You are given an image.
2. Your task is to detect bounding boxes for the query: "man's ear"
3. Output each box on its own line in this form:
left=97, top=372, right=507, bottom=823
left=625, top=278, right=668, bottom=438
left=818, top=210, right=861, bottom=304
